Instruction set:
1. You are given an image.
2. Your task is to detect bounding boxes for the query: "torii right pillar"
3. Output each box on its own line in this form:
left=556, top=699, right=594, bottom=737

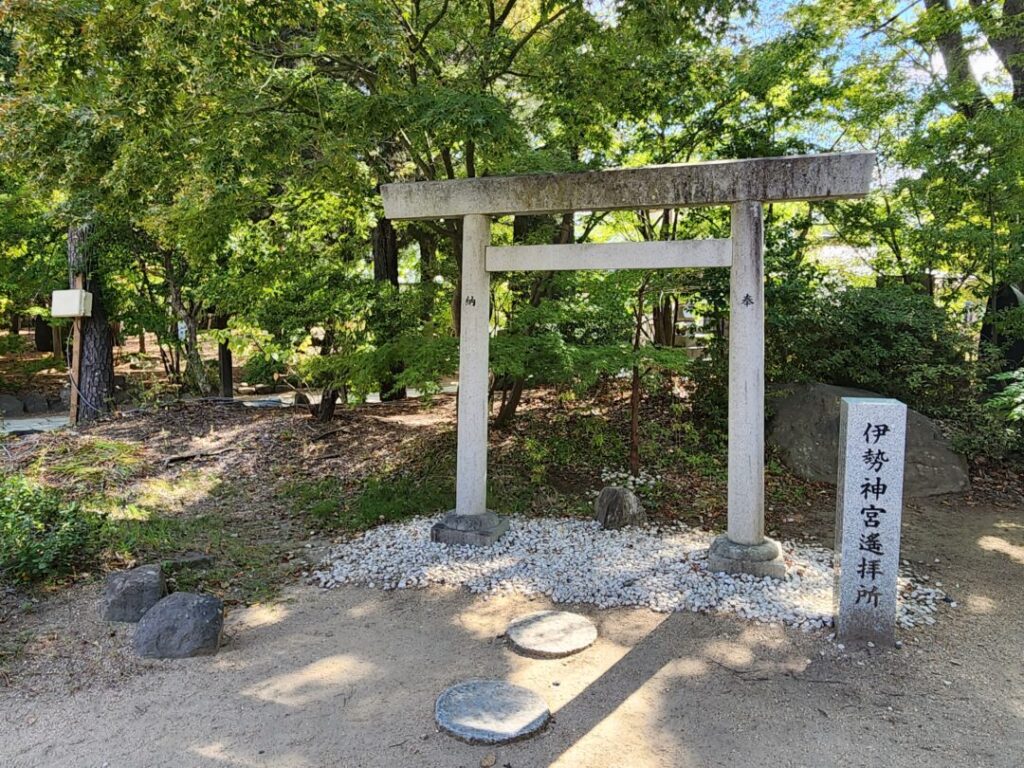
left=708, top=200, right=786, bottom=579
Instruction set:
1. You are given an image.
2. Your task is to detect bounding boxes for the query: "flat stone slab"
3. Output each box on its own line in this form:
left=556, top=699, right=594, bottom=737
left=435, top=680, right=550, bottom=744
left=506, top=611, right=598, bottom=659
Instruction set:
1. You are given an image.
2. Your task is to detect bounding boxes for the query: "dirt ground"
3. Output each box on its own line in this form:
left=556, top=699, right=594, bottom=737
left=1, top=496, right=1022, bottom=768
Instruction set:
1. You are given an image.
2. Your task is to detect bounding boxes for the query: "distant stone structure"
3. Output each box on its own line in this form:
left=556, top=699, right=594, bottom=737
left=382, top=152, right=874, bottom=577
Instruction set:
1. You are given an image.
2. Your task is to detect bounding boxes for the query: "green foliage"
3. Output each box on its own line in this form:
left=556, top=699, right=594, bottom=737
left=0, top=475, right=104, bottom=583
left=775, top=285, right=973, bottom=417
left=348, top=473, right=453, bottom=529
left=0, top=333, right=27, bottom=355
left=241, top=352, right=287, bottom=386
left=989, top=369, right=1024, bottom=423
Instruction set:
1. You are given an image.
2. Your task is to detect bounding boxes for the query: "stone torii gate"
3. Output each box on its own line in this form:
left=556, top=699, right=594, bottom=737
left=382, top=152, right=873, bottom=578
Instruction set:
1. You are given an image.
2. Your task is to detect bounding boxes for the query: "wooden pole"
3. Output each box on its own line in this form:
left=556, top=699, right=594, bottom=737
left=69, top=273, right=84, bottom=425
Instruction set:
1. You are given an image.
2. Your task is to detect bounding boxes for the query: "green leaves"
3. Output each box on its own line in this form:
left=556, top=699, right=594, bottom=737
left=0, top=475, right=104, bottom=584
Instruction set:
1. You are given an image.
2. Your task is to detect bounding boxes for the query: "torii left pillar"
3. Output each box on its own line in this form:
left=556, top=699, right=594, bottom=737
left=430, top=214, right=510, bottom=545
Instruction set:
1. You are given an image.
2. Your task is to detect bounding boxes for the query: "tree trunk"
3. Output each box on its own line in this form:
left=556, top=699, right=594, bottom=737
left=214, top=315, right=233, bottom=398
left=372, top=216, right=406, bottom=401
left=493, top=214, right=568, bottom=428
left=77, top=279, right=115, bottom=421
left=493, top=378, right=525, bottom=429
left=372, top=217, right=399, bottom=286
left=414, top=224, right=439, bottom=322
left=629, top=363, right=641, bottom=477
left=34, top=315, right=54, bottom=353
left=628, top=276, right=650, bottom=477
left=652, top=295, right=677, bottom=347
left=316, top=388, right=339, bottom=422
left=68, top=223, right=114, bottom=423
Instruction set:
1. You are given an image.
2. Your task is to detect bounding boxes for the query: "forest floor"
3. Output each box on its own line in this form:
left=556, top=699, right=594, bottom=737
left=0, top=391, right=1023, bottom=766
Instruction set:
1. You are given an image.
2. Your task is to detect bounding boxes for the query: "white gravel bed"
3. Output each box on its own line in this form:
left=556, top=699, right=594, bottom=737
left=312, top=516, right=948, bottom=631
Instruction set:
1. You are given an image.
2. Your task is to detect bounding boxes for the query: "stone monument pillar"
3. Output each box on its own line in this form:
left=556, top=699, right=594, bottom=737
left=835, top=397, right=906, bottom=646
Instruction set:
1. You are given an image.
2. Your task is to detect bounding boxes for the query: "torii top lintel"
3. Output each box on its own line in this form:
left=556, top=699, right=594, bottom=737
left=381, top=151, right=874, bottom=221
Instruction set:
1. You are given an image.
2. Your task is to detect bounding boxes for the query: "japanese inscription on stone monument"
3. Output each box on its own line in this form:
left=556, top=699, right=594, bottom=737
left=834, top=397, right=907, bottom=646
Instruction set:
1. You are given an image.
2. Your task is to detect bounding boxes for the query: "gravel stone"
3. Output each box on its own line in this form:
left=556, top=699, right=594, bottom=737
left=312, top=516, right=948, bottom=631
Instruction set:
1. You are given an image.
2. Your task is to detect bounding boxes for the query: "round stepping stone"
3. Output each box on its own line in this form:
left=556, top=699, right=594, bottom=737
left=435, top=679, right=550, bottom=744
left=506, top=610, right=598, bottom=659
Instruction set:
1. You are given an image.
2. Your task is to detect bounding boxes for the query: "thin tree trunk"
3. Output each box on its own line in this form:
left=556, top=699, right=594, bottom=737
left=214, top=315, right=232, bottom=397
left=372, top=216, right=406, bottom=401
left=162, top=251, right=211, bottom=394
left=628, top=276, right=650, bottom=477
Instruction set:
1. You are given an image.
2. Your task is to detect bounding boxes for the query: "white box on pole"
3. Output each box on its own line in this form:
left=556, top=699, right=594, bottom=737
left=51, top=289, right=93, bottom=318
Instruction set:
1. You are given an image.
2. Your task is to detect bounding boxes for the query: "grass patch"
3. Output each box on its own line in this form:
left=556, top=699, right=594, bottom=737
left=278, top=477, right=347, bottom=527
left=281, top=472, right=454, bottom=532
left=348, top=473, right=452, bottom=528
left=30, top=437, right=144, bottom=493
left=104, top=513, right=284, bottom=605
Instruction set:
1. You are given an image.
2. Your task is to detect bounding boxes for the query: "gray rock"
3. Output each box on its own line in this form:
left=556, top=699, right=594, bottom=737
left=102, top=565, right=166, bottom=622
left=768, top=382, right=969, bottom=497
left=132, top=592, right=224, bottom=659
left=0, top=394, right=25, bottom=417
left=19, top=392, right=49, bottom=414
left=593, top=486, right=645, bottom=529
left=506, top=610, right=598, bottom=658
left=59, top=385, right=71, bottom=410
left=435, top=680, right=550, bottom=744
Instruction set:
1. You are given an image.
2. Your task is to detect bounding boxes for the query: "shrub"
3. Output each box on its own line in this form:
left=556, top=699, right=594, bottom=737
left=691, top=284, right=976, bottom=430
left=0, top=475, right=105, bottom=583
left=0, top=333, right=28, bottom=355
left=240, top=352, right=287, bottom=385
left=769, top=284, right=974, bottom=416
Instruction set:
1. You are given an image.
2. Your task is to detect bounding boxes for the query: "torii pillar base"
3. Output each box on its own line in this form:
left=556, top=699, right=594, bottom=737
left=431, top=510, right=510, bottom=547
left=708, top=535, right=785, bottom=579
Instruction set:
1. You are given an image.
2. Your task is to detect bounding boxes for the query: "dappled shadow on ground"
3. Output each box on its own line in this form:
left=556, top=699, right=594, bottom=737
left=3, top=499, right=1023, bottom=768
left=2, top=396, right=1024, bottom=766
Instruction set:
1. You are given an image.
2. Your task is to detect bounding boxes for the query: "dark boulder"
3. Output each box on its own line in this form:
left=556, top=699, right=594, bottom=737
left=768, top=382, right=969, bottom=497
left=132, top=592, right=224, bottom=659
left=593, top=486, right=646, bottom=529
left=102, top=565, right=166, bottom=623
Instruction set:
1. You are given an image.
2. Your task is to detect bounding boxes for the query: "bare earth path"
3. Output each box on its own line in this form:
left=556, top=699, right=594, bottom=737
left=2, top=501, right=1023, bottom=768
